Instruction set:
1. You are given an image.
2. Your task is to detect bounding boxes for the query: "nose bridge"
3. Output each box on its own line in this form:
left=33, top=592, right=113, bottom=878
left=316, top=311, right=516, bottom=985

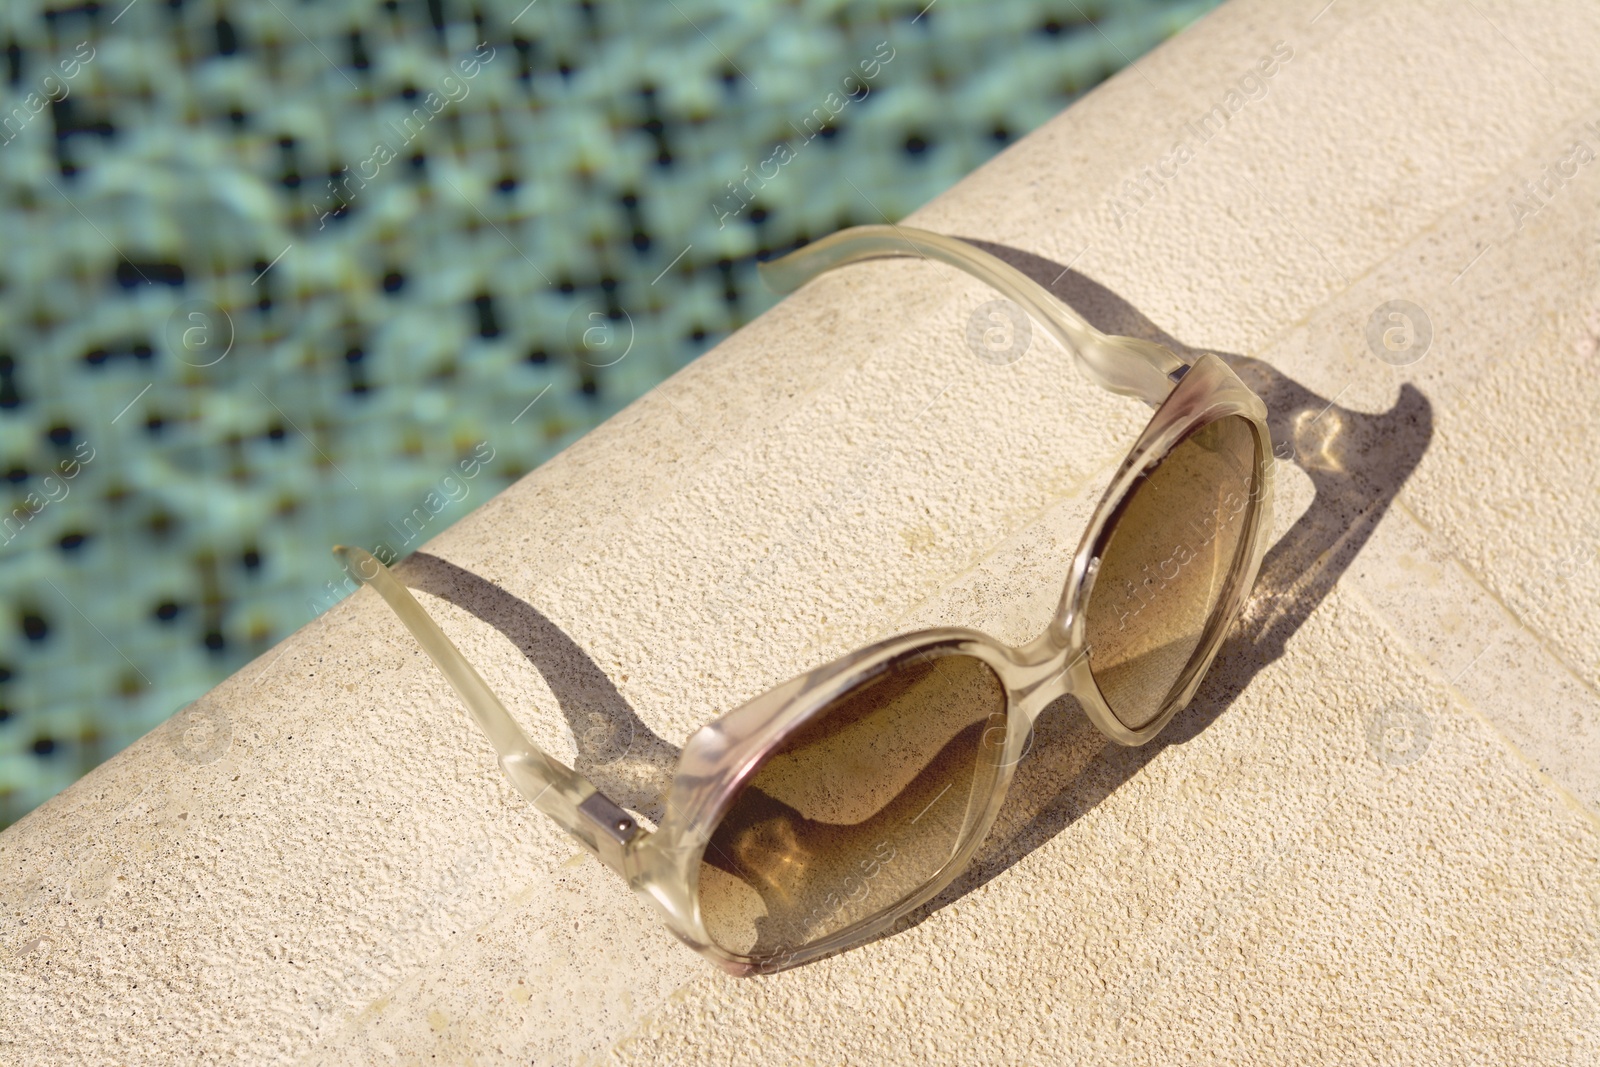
left=1005, top=631, right=1082, bottom=724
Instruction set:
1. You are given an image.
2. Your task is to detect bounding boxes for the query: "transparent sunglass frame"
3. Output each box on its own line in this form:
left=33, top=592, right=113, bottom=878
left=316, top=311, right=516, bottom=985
left=336, top=225, right=1274, bottom=975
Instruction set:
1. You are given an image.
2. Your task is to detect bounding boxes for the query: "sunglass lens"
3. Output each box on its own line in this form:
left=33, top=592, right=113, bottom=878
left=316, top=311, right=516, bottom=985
left=1083, top=415, right=1260, bottom=730
left=697, top=652, right=1008, bottom=963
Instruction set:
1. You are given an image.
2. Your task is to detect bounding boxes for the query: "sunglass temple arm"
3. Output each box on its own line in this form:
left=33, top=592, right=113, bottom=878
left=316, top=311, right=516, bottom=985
left=332, top=545, right=643, bottom=876
left=758, top=224, right=1188, bottom=407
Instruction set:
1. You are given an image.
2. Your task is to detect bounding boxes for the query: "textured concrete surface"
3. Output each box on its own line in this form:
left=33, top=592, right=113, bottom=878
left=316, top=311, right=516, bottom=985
left=5, top=0, right=1600, bottom=1063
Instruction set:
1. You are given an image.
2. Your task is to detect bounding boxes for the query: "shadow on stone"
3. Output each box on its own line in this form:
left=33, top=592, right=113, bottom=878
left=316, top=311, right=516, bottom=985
left=396, top=552, right=679, bottom=823
left=881, top=240, right=1435, bottom=937
left=390, top=242, right=1434, bottom=967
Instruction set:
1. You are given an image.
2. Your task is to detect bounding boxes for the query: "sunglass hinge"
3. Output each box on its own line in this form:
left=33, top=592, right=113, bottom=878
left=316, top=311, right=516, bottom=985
left=576, top=789, right=643, bottom=874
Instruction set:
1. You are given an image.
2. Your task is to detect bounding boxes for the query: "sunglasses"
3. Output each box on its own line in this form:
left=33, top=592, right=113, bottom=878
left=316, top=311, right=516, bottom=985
left=334, top=224, right=1275, bottom=975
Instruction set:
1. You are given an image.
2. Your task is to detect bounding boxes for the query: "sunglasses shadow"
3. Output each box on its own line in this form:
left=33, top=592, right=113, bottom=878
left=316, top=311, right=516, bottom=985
left=870, top=240, right=1435, bottom=942
left=390, top=242, right=1432, bottom=969
left=394, top=552, right=681, bottom=824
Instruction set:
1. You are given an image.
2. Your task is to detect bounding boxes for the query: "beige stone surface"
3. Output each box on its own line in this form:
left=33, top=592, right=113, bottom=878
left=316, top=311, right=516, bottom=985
left=5, top=0, right=1600, bottom=1063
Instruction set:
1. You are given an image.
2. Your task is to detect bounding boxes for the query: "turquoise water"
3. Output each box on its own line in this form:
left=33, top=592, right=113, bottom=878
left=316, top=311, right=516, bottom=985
left=0, top=0, right=1219, bottom=825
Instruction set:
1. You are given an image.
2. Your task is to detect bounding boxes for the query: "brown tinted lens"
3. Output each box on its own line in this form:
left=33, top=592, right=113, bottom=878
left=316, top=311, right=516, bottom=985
left=1084, top=415, right=1259, bottom=731
left=697, top=653, right=1007, bottom=961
